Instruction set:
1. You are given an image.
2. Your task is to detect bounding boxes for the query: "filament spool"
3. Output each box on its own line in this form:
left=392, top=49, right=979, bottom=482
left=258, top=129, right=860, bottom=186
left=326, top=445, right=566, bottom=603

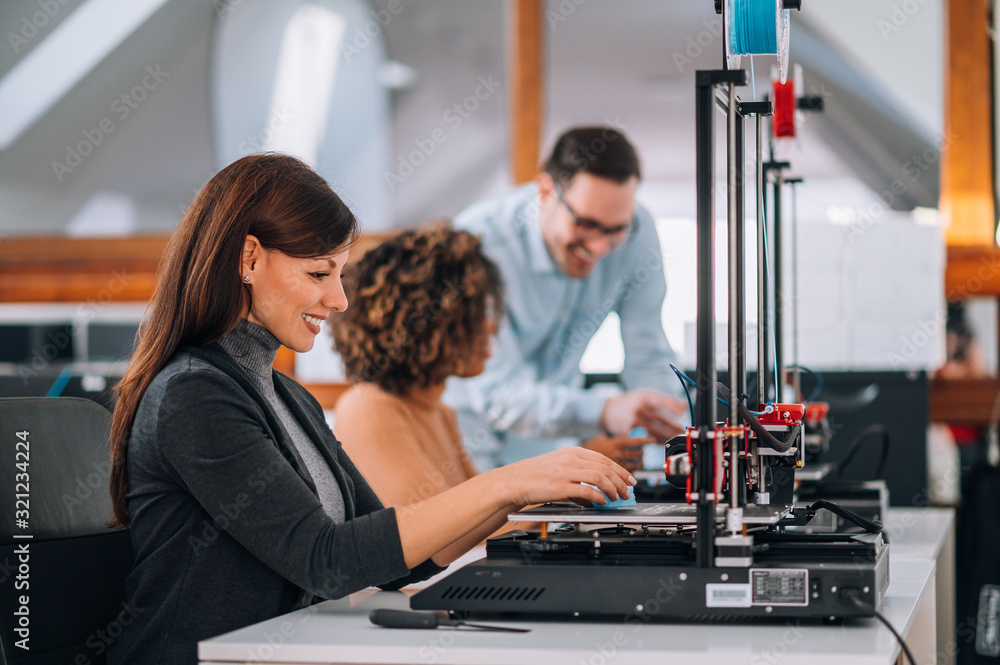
left=725, top=0, right=790, bottom=83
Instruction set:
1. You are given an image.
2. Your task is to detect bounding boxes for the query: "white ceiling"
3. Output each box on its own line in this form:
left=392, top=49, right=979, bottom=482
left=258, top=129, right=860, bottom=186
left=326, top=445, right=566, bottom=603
left=0, top=0, right=945, bottom=234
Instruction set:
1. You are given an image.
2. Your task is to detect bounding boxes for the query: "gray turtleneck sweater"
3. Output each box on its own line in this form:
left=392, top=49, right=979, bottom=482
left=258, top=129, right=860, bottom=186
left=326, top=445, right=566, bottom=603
left=111, top=325, right=445, bottom=665
left=219, top=319, right=345, bottom=522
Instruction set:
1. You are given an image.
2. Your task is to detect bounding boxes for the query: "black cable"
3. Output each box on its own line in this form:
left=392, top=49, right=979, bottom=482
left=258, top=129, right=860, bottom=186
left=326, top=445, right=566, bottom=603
left=807, top=499, right=881, bottom=534
left=670, top=363, right=696, bottom=423
left=717, top=383, right=799, bottom=452
left=785, top=364, right=823, bottom=402
left=834, top=424, right=890, bottom=479
left=843, top=591, right=916, bottom=665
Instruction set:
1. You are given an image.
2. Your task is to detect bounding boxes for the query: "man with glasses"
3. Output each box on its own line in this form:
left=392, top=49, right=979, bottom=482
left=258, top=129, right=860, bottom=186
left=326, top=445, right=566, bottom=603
left=445, top=126, right=686, bottom=471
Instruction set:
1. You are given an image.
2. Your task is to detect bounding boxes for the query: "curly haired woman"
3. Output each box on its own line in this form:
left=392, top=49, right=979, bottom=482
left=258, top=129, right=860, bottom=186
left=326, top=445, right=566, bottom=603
left=331, top=226, right=645, bottom=522
left=331, top=227, right=500, bottom=516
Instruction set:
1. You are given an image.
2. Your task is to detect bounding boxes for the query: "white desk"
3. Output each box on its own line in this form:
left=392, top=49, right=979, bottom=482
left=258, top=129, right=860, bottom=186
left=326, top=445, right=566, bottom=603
left=883, top=508, right=956, bottom=665
left=200, top=508, right=953, bottom=665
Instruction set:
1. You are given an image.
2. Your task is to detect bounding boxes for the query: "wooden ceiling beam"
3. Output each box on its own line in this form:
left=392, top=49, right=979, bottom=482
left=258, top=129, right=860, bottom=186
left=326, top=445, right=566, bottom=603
left=941, top=0, right=995, bottom=246
left=0, top=232, right=393, bottom=385
left=509, top=0, right=545, bottom=185
left=0, top=235, right=168, bottom=303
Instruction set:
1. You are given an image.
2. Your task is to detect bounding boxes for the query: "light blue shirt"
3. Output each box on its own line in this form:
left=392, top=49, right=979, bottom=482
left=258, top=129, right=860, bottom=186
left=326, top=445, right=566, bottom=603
left=444, top=183, right=680, bottom=470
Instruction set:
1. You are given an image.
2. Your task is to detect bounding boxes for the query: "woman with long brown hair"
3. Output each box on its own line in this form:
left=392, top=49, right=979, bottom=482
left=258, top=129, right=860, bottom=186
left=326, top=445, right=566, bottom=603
left=107, top=154, right=634, bottom=665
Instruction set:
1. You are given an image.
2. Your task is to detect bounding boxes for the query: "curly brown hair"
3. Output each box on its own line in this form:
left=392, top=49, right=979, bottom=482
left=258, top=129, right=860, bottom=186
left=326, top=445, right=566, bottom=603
left=332, top=226, right=504, bottom=395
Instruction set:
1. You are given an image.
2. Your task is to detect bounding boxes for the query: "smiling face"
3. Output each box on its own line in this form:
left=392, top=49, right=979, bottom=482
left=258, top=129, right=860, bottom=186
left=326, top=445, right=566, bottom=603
left=242, top=235, right=349, bottom=353
left=536, top=172, right=638, bottom=279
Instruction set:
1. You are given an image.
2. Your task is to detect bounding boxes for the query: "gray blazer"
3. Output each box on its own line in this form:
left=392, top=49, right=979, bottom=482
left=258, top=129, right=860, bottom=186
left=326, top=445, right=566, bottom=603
left=109, top=344, right=443, bottom=665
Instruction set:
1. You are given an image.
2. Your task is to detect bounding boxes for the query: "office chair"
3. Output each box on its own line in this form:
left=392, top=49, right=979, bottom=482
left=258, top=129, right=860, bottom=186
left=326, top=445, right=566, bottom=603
left=0, top=397, right=133, bottom=665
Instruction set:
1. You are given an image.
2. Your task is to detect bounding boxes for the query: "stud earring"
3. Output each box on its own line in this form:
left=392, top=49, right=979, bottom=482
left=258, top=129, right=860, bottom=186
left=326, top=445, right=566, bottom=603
left=243, top=275, right=251, bottom=283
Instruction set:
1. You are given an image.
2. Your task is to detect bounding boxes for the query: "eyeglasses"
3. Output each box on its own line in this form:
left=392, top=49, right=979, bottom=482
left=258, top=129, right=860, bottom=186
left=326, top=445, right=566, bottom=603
left=554, top=183, right=637, bottom=247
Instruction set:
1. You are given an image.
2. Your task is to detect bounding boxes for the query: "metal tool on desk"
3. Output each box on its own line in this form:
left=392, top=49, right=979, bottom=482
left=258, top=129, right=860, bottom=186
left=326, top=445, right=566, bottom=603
left=369, top=609, right=530, bottom=633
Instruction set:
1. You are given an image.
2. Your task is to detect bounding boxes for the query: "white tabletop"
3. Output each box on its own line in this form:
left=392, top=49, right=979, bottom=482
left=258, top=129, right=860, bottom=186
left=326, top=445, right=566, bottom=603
left=199, top=508, right=950, bottom=665
left=882, top=507, right=954, bottom=560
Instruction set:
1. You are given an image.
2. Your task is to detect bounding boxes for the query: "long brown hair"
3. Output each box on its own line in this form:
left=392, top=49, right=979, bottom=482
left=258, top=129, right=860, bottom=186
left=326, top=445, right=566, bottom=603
left=109, top=154, right=359, bottom=527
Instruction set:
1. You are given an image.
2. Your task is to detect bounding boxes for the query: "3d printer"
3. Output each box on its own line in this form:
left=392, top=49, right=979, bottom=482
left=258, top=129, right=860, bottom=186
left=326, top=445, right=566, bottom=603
left=412, top=63, right=889, bottom=622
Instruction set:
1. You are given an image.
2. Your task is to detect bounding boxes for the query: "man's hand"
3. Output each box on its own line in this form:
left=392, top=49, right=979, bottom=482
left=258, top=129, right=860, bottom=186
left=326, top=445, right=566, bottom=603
left=601, top=390, right=686, bottom=441
left=581, top=433, right=651, bottom=471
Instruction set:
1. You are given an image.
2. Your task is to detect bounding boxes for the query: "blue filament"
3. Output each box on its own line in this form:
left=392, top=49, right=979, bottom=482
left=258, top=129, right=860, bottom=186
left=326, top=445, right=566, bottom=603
left=729, top=0, right=778, bottom=55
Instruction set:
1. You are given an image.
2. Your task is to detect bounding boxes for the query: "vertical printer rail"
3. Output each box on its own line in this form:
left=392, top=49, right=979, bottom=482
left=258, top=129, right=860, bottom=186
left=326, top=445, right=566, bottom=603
left=694, top=70, right=781, bottom=565
left=693, top=70, right=734, bottom=565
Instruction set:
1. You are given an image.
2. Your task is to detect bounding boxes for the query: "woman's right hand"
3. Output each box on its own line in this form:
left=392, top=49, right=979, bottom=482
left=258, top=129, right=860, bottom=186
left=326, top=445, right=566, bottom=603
left=494, top=447, right=636, bottom=507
